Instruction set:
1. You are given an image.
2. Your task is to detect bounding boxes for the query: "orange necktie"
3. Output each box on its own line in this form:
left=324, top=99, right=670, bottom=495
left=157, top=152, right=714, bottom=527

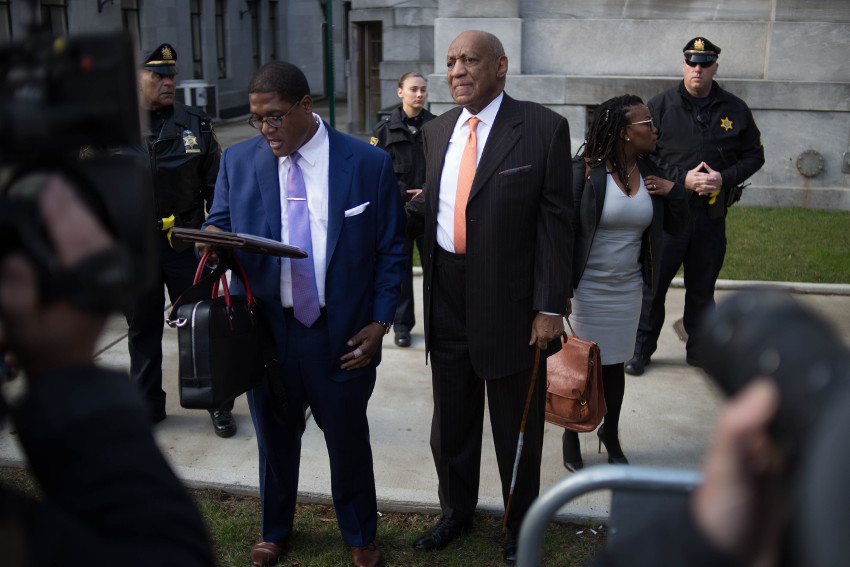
left=454, top=117, right=480, bottom=254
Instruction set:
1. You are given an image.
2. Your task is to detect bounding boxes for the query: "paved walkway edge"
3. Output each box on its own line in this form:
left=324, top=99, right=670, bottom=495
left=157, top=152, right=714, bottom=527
left=410, top=269, right=850, bottom=296
left=681, top=278, right=850, bottom=295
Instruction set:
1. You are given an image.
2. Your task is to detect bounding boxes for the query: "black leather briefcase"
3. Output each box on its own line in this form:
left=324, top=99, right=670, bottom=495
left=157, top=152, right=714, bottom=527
left=168, top=252, right=279, bottom=410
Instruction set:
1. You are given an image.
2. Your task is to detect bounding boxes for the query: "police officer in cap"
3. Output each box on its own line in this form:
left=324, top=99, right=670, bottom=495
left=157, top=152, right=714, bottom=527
left=625, top=37, right=764, bottom=376
left=124, top=43, right=234, bottom=436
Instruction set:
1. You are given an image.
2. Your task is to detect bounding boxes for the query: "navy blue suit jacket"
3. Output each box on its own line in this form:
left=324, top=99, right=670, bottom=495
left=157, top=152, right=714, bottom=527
left=205, top=125, right=406, bottom=375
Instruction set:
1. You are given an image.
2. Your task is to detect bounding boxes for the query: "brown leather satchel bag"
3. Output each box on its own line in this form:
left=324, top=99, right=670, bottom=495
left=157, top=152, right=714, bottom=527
left=545, top=320, right=606, bottom=432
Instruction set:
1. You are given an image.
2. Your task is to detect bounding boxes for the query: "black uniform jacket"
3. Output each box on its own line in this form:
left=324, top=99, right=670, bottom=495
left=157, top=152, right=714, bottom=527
left=371, top=105, right=436, bottom=201
left=648, top=81, right=764, bottom=219
left=570, top=156, right=690, bottom=295
left=121, top=101, right=221, bottom=231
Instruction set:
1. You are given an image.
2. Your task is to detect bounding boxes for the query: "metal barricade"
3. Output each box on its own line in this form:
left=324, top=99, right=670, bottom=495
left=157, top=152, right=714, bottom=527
left=517, top=466, right=703, bottom=566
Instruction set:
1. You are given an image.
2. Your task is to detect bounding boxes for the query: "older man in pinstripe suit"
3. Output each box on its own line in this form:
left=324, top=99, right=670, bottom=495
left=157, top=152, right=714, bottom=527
left=407, top=30, right=573, bottom=563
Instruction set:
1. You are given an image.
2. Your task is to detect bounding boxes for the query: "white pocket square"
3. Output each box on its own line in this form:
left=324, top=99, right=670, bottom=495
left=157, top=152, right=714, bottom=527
left=344, top=202, right=370, bottom=217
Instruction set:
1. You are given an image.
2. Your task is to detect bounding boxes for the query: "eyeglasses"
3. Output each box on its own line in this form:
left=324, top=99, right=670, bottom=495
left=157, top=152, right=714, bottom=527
left=685, top=58, right=716, bottom=68
left=629, top=118, right=655, bottom=128
left=247, top=95, right=306, bottom=129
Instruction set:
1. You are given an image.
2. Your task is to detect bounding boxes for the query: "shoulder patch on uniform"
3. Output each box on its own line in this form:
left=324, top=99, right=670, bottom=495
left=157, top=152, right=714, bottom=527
left=370, top=137, right=379, bottom=146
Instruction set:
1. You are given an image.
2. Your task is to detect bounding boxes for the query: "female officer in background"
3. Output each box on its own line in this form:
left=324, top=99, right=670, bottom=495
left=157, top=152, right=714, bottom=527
left=371, top=72, right=436, bottom=348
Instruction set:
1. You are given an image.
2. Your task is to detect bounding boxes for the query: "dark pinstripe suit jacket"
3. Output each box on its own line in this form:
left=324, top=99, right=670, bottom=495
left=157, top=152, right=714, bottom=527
left=416, top=93, right=574, bottom=379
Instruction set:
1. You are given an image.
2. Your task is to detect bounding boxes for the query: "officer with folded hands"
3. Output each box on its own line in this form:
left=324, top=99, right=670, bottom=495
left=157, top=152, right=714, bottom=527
left=626, top=37, right=765, bottom=376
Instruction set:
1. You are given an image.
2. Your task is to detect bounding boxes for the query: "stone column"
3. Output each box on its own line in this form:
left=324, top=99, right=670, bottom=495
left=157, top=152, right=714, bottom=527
left=434, top=0, right=522, bottom=79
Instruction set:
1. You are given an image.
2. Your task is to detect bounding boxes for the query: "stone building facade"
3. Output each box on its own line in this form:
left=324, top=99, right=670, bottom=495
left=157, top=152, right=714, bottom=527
left=345, top=0, right=437, bottom=132
left=2, top=0, right=847, bottom=208
left=415, top=1, right=850, bottom=210
left=1, top=0, right=347, bottom=120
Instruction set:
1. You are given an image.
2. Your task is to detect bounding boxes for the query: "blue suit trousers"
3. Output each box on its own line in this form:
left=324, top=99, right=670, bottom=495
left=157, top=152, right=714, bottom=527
left=247, top=309, right=378, bottom=546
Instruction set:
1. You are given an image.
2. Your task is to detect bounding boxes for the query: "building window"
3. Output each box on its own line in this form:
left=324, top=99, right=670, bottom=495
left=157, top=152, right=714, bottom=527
left=343, top=2, right=351, bottom=60
left=0, top=0, right=11, bottom=42
left=190, top=0, right=203, bottom=79
left=251, top=2, right=260, bottom=70
left=41, top=0, right=68, bottom=35
left=121, top=0, right=140, bottom=50
left=215, top=0, right=226, bottom=79
left=269, top=1, right=277, bottom=60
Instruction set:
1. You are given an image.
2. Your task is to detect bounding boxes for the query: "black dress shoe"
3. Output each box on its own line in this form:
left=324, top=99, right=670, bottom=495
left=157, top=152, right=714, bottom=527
left=394, top=331, right=411, bottom=347
left=210, top=409, right=237, bottom=438
left=503, top=535, right=518, bottom=564
left=413, top=515, right=472, bottom=550
left=624, top=355, right=650, bottom=376
left=149, top=409, right=167, bottom=425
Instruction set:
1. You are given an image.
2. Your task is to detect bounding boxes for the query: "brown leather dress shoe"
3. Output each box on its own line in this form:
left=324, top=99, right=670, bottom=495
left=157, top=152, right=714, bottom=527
left=250, top=539, right=286, bottom=566
left=350, top=541, right=382, bottom=567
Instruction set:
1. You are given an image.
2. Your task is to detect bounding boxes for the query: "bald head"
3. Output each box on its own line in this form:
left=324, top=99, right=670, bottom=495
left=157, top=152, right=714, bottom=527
left=446, top=30, right=508, bottom=114
left=461, top=30, right=505, bottom=60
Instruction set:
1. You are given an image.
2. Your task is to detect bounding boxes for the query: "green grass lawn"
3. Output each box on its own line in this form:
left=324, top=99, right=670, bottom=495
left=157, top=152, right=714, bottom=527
left=0, top=466, right=605, bottom=566
left=721, top=206, right=850, bottom=283
left=198, top=490, right=604, bottom=566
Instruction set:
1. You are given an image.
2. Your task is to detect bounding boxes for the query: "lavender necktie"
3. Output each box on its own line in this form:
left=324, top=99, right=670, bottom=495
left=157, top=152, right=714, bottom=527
left=287, top=152, right=321, bottom=327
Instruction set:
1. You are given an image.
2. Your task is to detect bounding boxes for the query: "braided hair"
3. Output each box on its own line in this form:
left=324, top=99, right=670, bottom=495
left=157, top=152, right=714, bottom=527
left=577, top=94, right=644, bottom=195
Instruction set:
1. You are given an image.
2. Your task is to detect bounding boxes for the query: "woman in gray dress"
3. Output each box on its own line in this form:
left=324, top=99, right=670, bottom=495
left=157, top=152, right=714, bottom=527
left=562, top=94, right=689, bottom=470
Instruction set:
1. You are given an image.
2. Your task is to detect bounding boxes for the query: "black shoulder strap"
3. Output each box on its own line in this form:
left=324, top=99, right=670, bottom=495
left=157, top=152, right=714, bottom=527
left=166, top=260, right=228, bottom=322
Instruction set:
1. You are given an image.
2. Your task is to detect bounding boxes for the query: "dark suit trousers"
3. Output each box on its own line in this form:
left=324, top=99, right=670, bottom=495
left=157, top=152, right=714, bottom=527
left=429, top=247, right=547, bottom=535
left=393, top=235, right=423, bottom=332
left=634, top=206, right=726, bottom=359
left=127, top=233, right=234, bottom=415
left=247, top=309, right=378, bottom=546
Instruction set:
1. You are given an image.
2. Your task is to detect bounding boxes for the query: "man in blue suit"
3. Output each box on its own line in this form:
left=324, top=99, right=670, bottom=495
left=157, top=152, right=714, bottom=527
left=201, top=61, right=405, bottom=567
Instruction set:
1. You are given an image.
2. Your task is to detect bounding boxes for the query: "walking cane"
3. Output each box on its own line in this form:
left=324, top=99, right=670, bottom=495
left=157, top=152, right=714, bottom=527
left=502, top=346, right=542, bottom=535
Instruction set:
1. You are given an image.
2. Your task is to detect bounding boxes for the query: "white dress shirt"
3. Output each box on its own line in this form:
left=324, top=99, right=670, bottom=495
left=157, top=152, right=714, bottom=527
left=436, top=92, right=503, bottom=252
left=278, top=114, right=329, bottom=307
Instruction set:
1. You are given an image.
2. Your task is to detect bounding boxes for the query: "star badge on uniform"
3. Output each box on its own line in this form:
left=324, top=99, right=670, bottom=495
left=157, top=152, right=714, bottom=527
left=183, top=130, right=201, bottom=153
left=720, top=117, right=733, bottom=131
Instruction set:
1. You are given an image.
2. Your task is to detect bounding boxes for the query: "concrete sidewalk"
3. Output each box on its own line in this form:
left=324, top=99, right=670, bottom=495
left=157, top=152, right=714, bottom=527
left=2, top=280, right=849, bottom=525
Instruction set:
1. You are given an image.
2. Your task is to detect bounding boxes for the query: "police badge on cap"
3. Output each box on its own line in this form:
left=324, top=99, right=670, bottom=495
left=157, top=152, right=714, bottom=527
left=683, top=37, right=720, bottom=65
left=142, top=43, right=178, bottom=76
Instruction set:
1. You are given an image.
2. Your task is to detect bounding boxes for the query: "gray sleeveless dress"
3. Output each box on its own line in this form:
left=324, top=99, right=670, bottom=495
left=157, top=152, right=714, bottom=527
left=570, top=174, right=653, bottom=365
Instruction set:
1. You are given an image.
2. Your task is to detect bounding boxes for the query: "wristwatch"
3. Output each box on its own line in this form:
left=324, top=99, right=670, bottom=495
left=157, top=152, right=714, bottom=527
left=373, top=320, right=392, bottom=335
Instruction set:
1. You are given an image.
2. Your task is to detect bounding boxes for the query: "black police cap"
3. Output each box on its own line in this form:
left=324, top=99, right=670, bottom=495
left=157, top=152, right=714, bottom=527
left=683, top=37, right=720, bottom=64
left=141, top=43, right=178, bottom=76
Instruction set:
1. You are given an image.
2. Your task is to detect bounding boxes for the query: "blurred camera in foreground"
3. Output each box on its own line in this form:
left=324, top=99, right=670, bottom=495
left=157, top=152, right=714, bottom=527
left=0, top=31, right=154, bottom=315
left=698, top=289, right=850, bottom=459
